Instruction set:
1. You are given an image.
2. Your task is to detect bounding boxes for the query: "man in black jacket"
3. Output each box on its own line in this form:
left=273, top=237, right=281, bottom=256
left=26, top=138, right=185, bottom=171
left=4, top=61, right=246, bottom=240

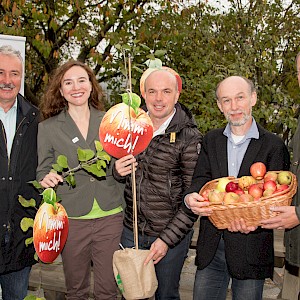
left=184, top=76, right=290, bottom=300
left=0, top=45, right=40, bottom=299
left=114, top=68, right=201, bottom=299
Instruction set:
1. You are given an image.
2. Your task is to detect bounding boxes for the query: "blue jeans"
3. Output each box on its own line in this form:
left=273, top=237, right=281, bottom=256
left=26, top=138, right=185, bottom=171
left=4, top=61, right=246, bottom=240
left=0, top=266, right=31, bottom=300
left=193, top=238, right=264, bottom=300
left=121, top=226, right=193, bottom=300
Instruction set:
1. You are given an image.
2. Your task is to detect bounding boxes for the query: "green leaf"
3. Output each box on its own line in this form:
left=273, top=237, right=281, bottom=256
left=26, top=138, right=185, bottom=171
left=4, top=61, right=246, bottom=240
left=146, top=54, right=156, bottom=60
left=52, top=163, right=64, bottom=172
left=20, top=217, right=34, bottom=232
left=97, top=151, right=111, bottom=162
left=140, top=44, right=151, bottom=51
left=97, top=159, right=107, bottom=170
left=83, top=164, right=106, bottom=177
left=154, top=49, right=167, bottom=57
left=77, top=148, right=95, bottom=162
left=121, top=92, right=141, bottom=114
left=24, top=296, right=38, bottom=300
left=148, top=58, right=163, bottom=69
left=18, top=195, right=36, bottom=208
left=34, top=252, right=39, bottom=261
left=132, top=65, right=144, bottom=73
left=29, top=180, right=43, bottom=191
left=57, top=155, right=68, bottom=168
left=66, top=175, right=76, bottom=187
left=42, top=188, right=57, bottom=205
left=25, top=237, right=33, bottom=247
left=95, top=140, right=103, bottom=152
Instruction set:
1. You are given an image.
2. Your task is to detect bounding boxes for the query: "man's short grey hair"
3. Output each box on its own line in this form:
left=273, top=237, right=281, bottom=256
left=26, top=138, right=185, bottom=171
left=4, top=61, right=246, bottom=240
left=215, top=76, right=256, bottom=101
left=0, top=45, right=23, bottom=63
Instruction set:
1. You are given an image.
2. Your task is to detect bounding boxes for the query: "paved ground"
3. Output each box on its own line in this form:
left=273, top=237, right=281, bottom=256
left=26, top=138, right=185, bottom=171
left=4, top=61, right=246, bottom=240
left=25, top=248, right=284, bottom=299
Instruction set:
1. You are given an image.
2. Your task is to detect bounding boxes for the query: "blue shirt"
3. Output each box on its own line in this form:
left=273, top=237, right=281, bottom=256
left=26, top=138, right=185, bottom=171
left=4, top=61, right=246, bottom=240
left=223, top=118, right=259, bottom=177
left=0, top=100, right=17, bottom=158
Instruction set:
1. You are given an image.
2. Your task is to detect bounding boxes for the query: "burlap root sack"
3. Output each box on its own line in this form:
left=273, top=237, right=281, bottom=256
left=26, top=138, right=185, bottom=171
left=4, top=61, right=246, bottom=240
left=113, top=248, right=158, bottom=299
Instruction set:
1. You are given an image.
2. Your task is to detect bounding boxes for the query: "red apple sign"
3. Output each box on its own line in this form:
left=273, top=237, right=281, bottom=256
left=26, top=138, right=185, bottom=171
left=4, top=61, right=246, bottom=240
left=33, top=202, right=69, bottom=263
left=99, top=99, right=153, bottom=158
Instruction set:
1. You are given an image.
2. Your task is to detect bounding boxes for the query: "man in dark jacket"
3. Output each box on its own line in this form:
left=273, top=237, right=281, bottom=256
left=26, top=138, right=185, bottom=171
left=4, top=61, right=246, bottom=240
left=260, top=53, right=300, bottom=299
left=183, top=76, right=290, bottom=300
left=114, top=69, right=201, bottom=299
left=0, top=45, right=40, bottom=299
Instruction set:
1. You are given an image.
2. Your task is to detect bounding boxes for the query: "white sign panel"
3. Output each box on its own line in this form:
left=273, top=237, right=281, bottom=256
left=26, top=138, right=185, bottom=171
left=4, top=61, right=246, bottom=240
left=0, top=34, right=26, bottom=96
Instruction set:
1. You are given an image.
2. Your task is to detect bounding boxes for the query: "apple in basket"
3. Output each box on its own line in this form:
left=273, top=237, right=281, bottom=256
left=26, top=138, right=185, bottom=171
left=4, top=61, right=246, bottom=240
left=216, top=177, right=231, bottom=192
left=223, top=192, right=240, bottom=204
left=274, top=184, right=289, bottom=194
left=234, top=188, right=245, bottom=195
left=238, top=176, right=257, bottom=190
left=208, top=189, right=224, bottom=203
left=264, top=171, right=278, bottom=183
left=239, top=193, right=254, bottom=203
left=277, top=171, right=292, bottom=185
left=201, top=189, right=211, bottom=201
left=248, top=184, right=263, bottom=200
left=263, top=180, right=277, bottom=193
left=225, top=181, right=239, bottom=192
left=250, top=162, right=267, bottom=180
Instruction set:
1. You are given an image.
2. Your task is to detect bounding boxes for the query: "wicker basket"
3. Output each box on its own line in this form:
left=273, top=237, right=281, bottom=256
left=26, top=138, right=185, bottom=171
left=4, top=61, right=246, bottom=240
left=199, top=172, right=297, bottom=229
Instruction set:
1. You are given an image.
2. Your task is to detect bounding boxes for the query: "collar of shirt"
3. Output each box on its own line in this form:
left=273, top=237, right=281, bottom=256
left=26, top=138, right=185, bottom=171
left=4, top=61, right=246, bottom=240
left=0, top=99, right=18, bottom=158
left=223, top=118, right=259, bottom=177
left=152, top=108, right=176, bottom=137
left=223, top=117, right=259, bottom=143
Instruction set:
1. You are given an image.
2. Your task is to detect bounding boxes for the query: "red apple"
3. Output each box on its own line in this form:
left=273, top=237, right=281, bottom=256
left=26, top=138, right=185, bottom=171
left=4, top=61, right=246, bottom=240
left=264, top=171, right=278, bottom=182
left=234, top=188, right=245, bottom=195
left=250, top=162, right=267, bottom=180
left=274, top=184, right=289, bottom=193
left=257, top=182, right=264, bottom=190
left=223, top=192, right=240, bottom=204
left=263, top=180, right=277, bottom=192
left=201, top=189, right=211, bottom=201
left=99, top=101, right=154, bottom=158
left=248, top=184, right=263, bottom=200
left=225, top=181, right=239, bottom=192
left=33, top=202, right=69, bottom=263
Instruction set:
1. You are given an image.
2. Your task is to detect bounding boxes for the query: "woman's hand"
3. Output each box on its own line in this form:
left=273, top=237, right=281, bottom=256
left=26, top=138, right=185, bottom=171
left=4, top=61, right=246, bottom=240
left=40, top=172, right=63, bottom=188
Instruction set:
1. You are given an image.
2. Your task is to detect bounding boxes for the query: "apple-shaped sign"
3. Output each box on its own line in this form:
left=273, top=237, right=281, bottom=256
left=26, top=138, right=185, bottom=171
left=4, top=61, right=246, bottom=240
left=33, top=189, right=69, bottom=263
left=99, top=92, right=153, bottom=158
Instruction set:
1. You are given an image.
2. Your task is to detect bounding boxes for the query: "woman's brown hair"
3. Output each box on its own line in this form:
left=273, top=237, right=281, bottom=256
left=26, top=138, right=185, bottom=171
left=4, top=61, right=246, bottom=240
left=40, top=60, right=104, bottom=120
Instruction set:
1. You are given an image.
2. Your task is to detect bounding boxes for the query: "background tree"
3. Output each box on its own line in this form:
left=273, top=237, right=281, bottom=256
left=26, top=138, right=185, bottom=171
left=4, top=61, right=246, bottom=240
left=135, top=0, right=300, bottom=140
left=0, top=0, right=299, bottom=142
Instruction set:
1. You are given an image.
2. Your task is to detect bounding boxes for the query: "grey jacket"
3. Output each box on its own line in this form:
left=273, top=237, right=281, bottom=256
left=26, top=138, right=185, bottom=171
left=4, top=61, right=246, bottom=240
left=285, top=117, right=300, bottom=267
left=36, top=106, right=124, bottom=217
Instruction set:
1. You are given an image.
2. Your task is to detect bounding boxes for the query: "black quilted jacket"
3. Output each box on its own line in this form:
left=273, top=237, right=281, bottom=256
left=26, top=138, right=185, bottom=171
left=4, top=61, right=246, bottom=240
left=114, top=103, right=202, bottom=248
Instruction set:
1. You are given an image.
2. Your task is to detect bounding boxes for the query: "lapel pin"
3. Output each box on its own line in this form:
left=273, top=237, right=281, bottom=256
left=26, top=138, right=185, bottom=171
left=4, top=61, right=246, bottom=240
left=72, top=137, right=79, bottom=143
